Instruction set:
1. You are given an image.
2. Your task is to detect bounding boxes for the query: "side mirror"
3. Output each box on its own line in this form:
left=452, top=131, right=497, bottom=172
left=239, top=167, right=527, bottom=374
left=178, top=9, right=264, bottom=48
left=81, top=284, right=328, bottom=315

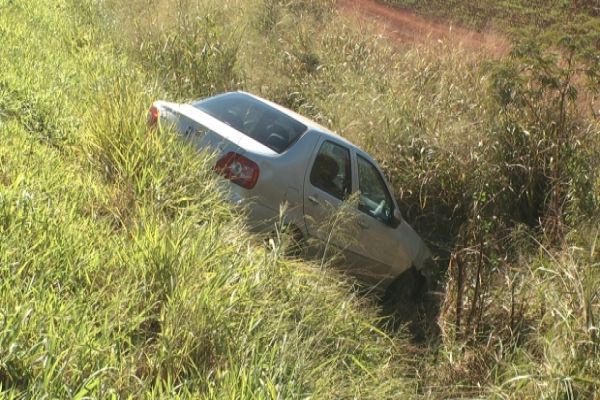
left=392, top=208, right=403, bottom=226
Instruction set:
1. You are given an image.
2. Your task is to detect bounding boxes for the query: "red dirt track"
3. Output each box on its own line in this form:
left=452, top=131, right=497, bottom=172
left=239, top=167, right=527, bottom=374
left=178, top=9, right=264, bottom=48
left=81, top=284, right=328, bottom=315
left=337, top=0, right=508, bottom=55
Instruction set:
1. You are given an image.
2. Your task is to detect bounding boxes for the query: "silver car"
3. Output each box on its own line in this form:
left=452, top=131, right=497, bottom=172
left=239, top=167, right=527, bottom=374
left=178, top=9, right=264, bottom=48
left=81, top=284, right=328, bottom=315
left=149, top=91, right=431, bottom=297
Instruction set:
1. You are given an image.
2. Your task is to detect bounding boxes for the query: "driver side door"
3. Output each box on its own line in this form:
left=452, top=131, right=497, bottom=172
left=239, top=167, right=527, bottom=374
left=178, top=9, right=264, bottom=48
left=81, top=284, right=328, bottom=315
left=349, top=153, right=412, bottom=284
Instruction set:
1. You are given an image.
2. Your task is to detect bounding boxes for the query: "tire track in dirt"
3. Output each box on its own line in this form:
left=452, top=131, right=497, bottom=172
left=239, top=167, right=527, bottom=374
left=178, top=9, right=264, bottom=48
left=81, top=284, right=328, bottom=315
left=337, top=0, right=508, bottom=55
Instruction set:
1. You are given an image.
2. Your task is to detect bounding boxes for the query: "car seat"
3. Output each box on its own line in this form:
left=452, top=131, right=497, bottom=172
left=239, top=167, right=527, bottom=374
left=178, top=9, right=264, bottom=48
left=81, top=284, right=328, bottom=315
left=266, top=131, right=289, bottom=152
left=264, top=122, right=290, bottom=152
left=311, top=154, right=343, bottom=199
left=224, top=109, right=245, bottom=132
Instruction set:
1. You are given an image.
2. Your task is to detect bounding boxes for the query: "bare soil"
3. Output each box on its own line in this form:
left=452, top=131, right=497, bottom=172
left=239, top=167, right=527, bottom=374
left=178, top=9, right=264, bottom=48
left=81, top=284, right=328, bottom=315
left=337, top=0, right=509, bottom=55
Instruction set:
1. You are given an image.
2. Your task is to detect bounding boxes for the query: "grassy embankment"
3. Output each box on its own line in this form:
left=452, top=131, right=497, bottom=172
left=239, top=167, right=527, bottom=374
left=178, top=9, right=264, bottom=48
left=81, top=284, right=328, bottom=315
left=2, top=0, right=600, bottom=398
left=0, top=1, right=414, bottom=398
left=99, top=0, right=600, bottom=397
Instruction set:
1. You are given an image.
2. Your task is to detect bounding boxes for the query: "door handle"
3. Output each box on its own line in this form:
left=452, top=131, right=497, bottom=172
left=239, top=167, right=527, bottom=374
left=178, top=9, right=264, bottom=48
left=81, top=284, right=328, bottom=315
left=308, top=195, right=320, bottom=205
left=357, top=219, right=369, bottom=229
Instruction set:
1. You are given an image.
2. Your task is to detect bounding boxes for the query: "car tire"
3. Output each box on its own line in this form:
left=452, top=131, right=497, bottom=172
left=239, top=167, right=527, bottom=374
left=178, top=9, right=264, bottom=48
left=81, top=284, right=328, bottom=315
left=280, top=225, right=306, bottom=259
left=382, top=266, right=426, bottom=314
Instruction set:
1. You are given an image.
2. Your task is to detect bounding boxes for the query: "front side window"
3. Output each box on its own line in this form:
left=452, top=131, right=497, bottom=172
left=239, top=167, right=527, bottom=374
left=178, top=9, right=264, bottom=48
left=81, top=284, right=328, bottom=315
left=309, top=141, right=351, bottom=200
left=357, top=155, right=393, bottom=224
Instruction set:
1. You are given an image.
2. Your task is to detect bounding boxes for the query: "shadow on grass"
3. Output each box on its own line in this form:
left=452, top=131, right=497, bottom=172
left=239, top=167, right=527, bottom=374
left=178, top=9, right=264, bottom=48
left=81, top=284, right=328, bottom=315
left=376, top=260, right=446, bottom=345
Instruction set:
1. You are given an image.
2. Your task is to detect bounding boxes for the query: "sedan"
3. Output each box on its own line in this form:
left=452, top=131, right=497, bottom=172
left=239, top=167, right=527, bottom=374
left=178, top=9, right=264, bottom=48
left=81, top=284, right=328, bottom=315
left=149, top=91, right=432, bottom=300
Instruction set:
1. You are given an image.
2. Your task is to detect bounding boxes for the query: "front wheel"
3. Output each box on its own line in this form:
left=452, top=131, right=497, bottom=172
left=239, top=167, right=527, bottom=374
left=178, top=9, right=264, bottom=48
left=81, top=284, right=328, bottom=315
left=383, top=267, right=426, bottom=308
left=382, top=266, right=441, bottom=341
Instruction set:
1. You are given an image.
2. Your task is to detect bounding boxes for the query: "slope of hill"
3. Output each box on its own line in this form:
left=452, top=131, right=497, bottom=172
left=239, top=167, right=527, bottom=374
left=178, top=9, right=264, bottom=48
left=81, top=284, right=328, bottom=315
left=0, top=1, right=415, bottom=398
left=1, top=0, right=599, bottom=398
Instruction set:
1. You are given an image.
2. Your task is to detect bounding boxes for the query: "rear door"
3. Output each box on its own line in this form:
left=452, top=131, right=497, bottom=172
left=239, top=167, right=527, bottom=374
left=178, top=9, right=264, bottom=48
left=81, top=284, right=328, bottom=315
left=302, top=139, right=354, bottom=251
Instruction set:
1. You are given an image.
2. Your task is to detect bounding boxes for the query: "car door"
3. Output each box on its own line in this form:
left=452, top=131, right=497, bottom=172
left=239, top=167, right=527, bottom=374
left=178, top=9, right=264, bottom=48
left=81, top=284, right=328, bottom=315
left=303, top=139, right=356, bottom=256
left=349, top=153, right=412, bottom=284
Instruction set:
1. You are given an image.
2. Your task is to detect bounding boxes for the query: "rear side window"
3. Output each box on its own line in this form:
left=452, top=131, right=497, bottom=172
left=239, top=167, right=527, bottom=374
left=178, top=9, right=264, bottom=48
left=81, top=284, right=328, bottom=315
left=192, top=92, right=307, bottom=153
left=309, top=141, right=351, bottom=200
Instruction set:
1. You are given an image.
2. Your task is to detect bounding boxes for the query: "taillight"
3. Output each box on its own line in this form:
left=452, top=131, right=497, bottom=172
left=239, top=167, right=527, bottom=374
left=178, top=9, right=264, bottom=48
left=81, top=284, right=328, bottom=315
left=148, top=105, right=160, bottom=127
left=214, top=152, right=260, bottom=189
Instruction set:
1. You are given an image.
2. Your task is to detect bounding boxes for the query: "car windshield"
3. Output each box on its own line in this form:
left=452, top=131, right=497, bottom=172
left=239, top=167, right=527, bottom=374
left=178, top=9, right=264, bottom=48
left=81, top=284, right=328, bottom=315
left=192, top=92, right=307, bottom=153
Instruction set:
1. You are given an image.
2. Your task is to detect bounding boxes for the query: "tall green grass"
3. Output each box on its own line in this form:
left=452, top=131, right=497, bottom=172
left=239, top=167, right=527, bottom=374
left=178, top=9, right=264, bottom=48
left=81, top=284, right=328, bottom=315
left=2, top=0, right=600, bottom=397
left=0, top=0, right=417, bottom=398
left=109, top=0, right=600, bottom=397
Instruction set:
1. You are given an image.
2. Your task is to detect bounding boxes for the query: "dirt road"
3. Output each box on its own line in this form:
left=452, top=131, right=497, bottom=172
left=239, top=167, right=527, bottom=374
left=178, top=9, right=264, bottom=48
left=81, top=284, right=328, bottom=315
left=337, top=0, right=508, bottom=55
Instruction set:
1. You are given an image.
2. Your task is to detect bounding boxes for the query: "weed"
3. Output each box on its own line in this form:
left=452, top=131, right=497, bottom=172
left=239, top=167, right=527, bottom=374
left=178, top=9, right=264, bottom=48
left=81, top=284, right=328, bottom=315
left=0, top=0, right=416, bottom=398
left=3, top=0, right=600, bottom=397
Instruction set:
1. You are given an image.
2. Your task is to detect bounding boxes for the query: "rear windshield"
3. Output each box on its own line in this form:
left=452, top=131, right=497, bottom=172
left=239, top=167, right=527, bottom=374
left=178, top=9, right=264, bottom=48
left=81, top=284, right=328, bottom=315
left=192, top=92, right=307, bottom=153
